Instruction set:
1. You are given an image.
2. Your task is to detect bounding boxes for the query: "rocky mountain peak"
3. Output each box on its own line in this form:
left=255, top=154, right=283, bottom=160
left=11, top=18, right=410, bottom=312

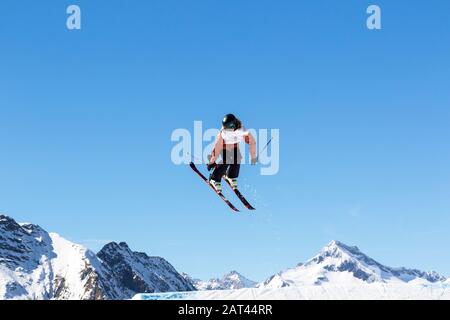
left=0, top=216, right=195, bottom=300
left=262, top=240, right=447, bottom=288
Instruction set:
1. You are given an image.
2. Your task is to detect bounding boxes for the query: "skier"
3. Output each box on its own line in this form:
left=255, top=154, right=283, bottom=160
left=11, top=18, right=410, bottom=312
left=207, top=114, right=257, bottom=193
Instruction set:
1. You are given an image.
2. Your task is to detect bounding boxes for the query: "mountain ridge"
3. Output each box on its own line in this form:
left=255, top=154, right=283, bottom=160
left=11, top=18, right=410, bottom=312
left=182, top=270, right=257, bottom=290
left=1, top=214, right=447, bottom=299
left=0, top=214, right=194, bottom=300
left=260, top=240, right=446, bottom=288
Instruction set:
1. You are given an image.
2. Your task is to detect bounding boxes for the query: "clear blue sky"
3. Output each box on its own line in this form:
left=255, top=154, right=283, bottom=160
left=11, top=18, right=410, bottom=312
left=1, top=0, right=449, bottom=281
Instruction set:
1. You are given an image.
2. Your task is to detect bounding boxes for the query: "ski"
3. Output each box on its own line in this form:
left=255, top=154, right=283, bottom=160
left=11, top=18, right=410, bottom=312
left=224, top=177, right=256, bottom=210
left=189, top=162, right=240, bottom=212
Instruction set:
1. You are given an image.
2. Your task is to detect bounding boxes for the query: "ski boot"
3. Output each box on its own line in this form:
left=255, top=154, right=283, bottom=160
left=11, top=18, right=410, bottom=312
left=209, top=179, right=222, bottom=193
left=224, top=176, right=238, bottom=190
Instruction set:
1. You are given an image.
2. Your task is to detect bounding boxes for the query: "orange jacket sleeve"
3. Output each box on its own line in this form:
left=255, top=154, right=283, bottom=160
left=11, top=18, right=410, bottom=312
left=209, top=132, right=223, bottom=163
left=246, top=132, right=257, bottom=159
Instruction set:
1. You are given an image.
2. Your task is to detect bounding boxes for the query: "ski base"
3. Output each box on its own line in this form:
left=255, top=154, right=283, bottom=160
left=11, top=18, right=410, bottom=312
left=224, top=177, right=256, bottom=210
left=189, top=162, right=240, bottom=212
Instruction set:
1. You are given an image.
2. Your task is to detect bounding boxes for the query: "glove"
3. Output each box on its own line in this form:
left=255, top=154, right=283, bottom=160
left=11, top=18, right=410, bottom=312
left=251, top=157, right=258, bottom=165
left=207, top=162, right=217, bottom=171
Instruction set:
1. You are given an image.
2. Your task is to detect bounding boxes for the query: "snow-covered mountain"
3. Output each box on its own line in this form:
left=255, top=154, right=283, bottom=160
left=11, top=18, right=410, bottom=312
left=260, top=240, right=446, bottom=288
left=182, top=271, right=257, bottom=290
left=0, top=215, right=193, bottom=300
left=135, top=240, right=449, bottom=300
left=0, top=215, right=108, bottom=299
left=97, top=242, right=195, bottom=296
left=3, top=213, right=447, bottom=300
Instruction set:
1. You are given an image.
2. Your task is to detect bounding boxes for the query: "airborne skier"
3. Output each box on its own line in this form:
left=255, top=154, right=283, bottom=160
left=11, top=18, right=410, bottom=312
left=189, top=114, right=258, bottom=211
left=207, top=114, right=257, bottom=193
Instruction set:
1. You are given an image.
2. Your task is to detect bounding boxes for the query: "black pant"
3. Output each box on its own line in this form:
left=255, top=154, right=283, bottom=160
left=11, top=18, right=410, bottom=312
left=210, top=147, right=241, bottom=182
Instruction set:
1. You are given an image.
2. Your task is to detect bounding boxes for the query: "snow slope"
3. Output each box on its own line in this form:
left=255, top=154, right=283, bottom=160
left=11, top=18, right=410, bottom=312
left=49, top=233, right=112, bottom=299
left=134, top=283, right=450, bottom=300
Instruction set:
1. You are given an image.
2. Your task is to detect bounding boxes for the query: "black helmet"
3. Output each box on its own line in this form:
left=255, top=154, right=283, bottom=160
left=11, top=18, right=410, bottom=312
left=222, top=114, right=238, bottom=129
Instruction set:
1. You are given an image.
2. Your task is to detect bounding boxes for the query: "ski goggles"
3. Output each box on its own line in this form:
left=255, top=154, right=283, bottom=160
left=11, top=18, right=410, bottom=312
left=224, top=123, right=236, bottom=129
